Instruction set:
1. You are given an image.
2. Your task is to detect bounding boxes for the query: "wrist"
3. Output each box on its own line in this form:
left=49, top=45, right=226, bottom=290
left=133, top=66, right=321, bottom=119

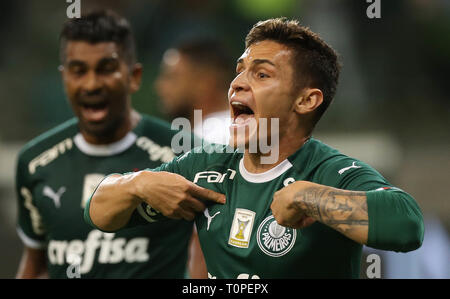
left=292, top=182, right=324, bottom=220
left=129, top=171, right=167, bottom=222
left=122, top=171, right=148, bottom=207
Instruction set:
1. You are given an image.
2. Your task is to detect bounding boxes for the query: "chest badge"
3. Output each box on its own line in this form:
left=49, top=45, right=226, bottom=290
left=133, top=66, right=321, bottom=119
left=257, top=215, right=297, bottom=257
left=228, top=208, right=255, bottom=248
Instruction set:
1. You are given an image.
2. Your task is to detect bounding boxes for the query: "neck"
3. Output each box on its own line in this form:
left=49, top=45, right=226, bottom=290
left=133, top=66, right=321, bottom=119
left=81, top=109, right=141, bottom=145
left=243, top=132, right=310, bottom=174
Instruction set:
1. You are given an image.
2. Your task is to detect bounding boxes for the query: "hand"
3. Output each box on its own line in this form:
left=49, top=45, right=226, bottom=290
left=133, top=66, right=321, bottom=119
left=135, top=171, right=226, bottom=221
left=271, top=181, right=316, bottom=229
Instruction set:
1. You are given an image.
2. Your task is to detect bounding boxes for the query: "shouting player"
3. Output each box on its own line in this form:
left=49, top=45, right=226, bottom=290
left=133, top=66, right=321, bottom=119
left=15, top=10, right=205, bottom=278
left=86, top=18, right=424, bottom=278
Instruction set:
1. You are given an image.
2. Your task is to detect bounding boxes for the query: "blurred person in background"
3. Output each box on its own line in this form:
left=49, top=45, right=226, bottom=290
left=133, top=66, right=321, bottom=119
left=154, top=37, right=234, bottom=277
left=155, top=38, right=233, bottom=145
left=15, top=10, right=206, bottom=278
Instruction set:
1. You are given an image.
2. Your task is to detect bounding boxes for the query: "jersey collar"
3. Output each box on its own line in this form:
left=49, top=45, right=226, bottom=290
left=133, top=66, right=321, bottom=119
left=74, top=131, right=137, bottom=156
left=239, top=158, right=293, bottom=183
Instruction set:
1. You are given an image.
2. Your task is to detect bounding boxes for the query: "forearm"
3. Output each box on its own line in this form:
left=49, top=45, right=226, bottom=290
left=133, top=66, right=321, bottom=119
left=188, top=228, right=208, bottom=279
left=86, top=172, right=143, bottom=232
left=293, top=184, right=368, bottom=244
left=17, top=266, right=48, bottom=279
left=16, top=248, right=48, bottom=279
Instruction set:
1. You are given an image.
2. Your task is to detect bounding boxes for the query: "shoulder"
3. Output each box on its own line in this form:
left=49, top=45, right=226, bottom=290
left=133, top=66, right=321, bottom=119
left=310, top=139, right=382, bottom=177
left=289, top=138, right=344, bottom=174
left=174, top=143, right=239, bottom=170
left=290, top=138, right=385, bottom=188
left=18, top=118, right=78, bottom=165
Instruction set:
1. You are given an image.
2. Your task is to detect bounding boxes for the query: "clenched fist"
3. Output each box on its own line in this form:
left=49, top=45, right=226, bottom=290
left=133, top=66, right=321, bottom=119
left=271, top=181, right=317, bottom=229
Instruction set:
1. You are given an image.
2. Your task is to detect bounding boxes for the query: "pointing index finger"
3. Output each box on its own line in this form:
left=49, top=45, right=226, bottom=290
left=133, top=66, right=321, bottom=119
left=188, top=183, right=226, bottom=204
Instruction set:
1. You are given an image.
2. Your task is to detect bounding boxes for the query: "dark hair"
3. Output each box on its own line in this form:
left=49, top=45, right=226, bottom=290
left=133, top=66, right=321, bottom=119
left=175, top=38, right=234, bottom=89
left=246, top=18, right=341, bottom=124
left=59, top=10, right=136, bottom=65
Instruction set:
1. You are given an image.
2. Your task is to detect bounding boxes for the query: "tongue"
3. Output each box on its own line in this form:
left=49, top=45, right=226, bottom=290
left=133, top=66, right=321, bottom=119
left=234, top=113, right=254, bottom=124
left=81, top=106, right=108, bottom=122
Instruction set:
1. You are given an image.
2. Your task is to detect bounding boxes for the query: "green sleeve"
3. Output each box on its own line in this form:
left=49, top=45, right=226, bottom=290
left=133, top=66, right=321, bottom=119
left=319, top=157, right=424, bottom=252
left=83, top=173, right=122, bottom=232
left=84, top=149, right=200, bottom=230
left=335, top=161, right=425, bottom=252
left=15, top=153, right=47, bottom=248
left=127, top=150, right=202, bottom=226
left=366, top=189, right=424, bottom=252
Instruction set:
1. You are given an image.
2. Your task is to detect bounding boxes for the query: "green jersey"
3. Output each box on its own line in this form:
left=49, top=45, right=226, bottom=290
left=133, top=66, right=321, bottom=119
left=107, top=138, right=423, bottom=279
left=16, top=115, right=194, bottom=278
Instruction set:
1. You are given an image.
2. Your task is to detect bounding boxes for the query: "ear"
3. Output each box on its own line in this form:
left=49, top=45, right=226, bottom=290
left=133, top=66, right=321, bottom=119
left=58, top=65, right=66, bottom=80
left=129, top=63, right=143, bottom=93
left=58, top=65, right=70, bottom=95
left=293, top=88, right=323, bottom=115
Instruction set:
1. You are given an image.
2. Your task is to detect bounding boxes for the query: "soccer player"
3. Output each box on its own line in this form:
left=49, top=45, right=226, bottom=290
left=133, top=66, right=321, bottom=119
left=15, top=10, right=206, bottom=278
left=155, top=38, right=233, bottom=145
left=86, top=18, right=424, bottom=278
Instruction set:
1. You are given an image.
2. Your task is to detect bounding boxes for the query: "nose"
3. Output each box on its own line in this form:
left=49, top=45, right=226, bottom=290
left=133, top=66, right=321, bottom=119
left=230, top=72, right=250, bottom=94
left=81, top=70, right=102, bottom=94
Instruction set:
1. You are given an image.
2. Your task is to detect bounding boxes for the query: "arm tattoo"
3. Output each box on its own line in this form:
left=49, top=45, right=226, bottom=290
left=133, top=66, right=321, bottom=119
left=294, top=187, right=368, bottom=237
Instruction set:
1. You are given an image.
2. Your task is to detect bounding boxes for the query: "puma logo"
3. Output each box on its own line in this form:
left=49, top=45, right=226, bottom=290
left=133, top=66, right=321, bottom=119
left=203, top=208, right=221, bottom=231
left=43, top=186, right=66, bottom=208
left=338, top=162, right=361, bottom=175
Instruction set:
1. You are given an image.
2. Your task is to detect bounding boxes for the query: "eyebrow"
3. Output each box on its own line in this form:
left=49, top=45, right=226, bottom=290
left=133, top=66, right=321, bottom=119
left=66, top=56, right=119, bottom=67
left=66, top=59, right=85, bottom=67
left=97, top=56, right=120, bottom=65
left=236, top=58, right=275, bottom=67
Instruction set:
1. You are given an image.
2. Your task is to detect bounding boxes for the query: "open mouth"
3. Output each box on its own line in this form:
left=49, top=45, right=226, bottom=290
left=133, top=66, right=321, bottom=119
left=79, top=101, right=109, bottom=123
left=231, top=101, right=255, bottom=125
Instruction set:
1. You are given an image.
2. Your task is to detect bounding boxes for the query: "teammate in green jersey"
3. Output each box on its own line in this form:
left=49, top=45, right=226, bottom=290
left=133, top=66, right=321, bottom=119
left=86, top=18, right=424, bottom=278
left=15, top=10, right=206, bottom=278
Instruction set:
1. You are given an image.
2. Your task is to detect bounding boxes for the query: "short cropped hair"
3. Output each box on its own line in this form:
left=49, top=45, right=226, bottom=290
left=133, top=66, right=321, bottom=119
left=59, top=10, right=136, bottom=65
left=245, top=18, right=341, bottom=124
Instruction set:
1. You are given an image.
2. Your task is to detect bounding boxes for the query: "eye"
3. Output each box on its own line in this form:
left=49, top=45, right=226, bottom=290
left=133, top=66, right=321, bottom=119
left=98, top=62, right=118, bottom=74
left=97, top=58, right=120, bottom=75
left=257, top=72, right=269, bottom=79
left=68, top=65, right=86, bottom=76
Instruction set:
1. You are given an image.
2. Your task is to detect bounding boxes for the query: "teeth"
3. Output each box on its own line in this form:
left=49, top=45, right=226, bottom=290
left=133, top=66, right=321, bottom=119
left=231, top=101, right=246, bottom=107
left=235, top=117, right=245, bottom=124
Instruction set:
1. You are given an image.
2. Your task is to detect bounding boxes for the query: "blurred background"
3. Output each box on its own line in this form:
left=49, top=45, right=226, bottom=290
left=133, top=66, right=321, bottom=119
left=0, top=0, right=448, bottom=278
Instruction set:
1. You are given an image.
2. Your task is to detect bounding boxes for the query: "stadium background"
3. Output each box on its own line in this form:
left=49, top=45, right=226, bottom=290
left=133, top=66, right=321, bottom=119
left=0, top=0, right=448, bottom=278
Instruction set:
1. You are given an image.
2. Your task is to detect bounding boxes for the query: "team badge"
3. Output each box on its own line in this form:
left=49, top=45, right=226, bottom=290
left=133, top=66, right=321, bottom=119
left=257, top=215, right=297, bottom=257
left=228, top=208, right=256, bottom=248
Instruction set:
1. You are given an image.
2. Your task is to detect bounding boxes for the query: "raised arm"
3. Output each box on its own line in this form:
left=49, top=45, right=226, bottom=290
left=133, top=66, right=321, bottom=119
left=86, top=172, right=142, bottom=232
left=271, top=181, right=424, bottom=252
left=271, top=181, right=368, bottom=244
left=86, top=170, right=226, bottom=232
